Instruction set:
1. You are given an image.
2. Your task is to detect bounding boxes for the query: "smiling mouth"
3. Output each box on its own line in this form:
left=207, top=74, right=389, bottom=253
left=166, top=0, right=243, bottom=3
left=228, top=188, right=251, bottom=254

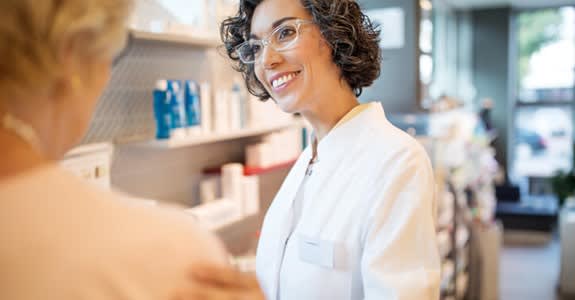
left=271, top=71, right=301, bottom=90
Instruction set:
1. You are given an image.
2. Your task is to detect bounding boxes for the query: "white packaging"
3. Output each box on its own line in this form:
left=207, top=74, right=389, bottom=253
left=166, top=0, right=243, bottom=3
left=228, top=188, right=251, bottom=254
left=221, top=163, right=244, bottom=206
left=200, top=82, right=212, bottom=134
left=242, top=176, right=260, bottom=216
left=200, top=176, right=220, bottom=204
left=213, top=90, right=223, bottom=132
left=186, top=199, right=242, bottom=230
left=214, top=90, right=230, bottom=133
left=246, top=144, right=263, bottom=168
left=230, top=87, right=242, bottom=131
left=246, top=143, right=274, bottom=168
left=259, top=128, right=302, bottom=165
left=260, top=143, right=274, bottom=167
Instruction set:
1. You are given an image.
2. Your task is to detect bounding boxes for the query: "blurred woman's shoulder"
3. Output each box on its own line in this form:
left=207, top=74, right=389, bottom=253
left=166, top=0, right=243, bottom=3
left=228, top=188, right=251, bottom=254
left=0, top=164, right=227, bottom=299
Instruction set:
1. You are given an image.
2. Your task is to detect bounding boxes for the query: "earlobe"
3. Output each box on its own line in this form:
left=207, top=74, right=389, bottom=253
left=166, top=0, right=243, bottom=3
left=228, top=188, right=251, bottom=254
left=70, top=75, right=83, bottom=93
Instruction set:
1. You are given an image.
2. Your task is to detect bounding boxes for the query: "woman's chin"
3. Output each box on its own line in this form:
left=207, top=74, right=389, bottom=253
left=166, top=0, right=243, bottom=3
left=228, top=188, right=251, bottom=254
left=274, top=95, right=300, bottom=114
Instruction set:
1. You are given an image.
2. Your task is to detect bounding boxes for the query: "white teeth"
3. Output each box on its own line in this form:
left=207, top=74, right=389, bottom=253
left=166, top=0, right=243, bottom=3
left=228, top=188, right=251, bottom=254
left=272, top=72, right=298, bottom=89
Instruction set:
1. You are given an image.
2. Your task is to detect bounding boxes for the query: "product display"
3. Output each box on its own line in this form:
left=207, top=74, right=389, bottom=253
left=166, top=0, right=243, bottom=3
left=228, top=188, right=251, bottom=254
left=152, top=79, right=295, bottom=142
left=246, top=128, right=302, bottom=168
left=196, top=162, right=262, bottom=224
left=411, top=107, right=500, bottom=300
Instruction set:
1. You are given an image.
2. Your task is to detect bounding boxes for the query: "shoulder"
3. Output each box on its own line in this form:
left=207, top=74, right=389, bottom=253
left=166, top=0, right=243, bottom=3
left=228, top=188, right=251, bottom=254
left=350, top=103, right=429, bottom=162
left=93, top=188, right=229, bottom=267
left=362, top=115, right=431, bottom=171
left=0, top=165, right=228, bottom=297
left=2, top=165, right=227, bottom=263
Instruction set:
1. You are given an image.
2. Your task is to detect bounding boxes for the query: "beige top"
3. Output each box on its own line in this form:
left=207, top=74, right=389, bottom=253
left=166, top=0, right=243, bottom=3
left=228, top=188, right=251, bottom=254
left=0, top=165, right=228, bottom=300
left=333, top=102, right=371, bottom=129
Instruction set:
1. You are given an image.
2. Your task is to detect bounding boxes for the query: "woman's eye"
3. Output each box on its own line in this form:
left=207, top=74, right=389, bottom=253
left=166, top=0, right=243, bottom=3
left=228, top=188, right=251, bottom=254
left=251, top=44, right=262, bottom=54
left=278, top=27, right=296, bottom=41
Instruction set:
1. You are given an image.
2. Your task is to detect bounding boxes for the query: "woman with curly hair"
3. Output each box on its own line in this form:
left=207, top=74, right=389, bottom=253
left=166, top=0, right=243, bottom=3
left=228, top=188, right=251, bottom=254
left=220, top=0, right=440, bottom=299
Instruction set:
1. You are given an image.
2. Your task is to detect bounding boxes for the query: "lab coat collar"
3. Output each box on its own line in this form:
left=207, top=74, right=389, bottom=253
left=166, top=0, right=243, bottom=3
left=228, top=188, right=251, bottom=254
left=313, top=102, right=385, bottom=163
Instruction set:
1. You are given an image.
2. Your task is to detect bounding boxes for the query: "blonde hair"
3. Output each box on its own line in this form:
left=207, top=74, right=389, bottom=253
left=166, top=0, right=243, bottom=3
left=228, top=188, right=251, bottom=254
left=0, top=0, right=133, bottom=96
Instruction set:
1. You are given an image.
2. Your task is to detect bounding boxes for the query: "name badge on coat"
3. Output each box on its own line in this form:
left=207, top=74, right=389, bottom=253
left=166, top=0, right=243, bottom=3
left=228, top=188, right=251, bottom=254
left=298, top=235, right=335, bottom=268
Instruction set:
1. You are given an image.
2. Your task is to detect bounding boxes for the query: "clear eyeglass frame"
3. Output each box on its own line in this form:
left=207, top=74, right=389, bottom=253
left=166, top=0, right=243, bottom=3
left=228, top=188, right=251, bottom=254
left=235, top=19, right=314, bottom=64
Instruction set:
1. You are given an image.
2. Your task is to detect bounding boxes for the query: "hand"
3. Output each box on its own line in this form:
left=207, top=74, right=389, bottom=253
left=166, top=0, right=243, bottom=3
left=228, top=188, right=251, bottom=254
left=174, top=264, right=265, bottom=300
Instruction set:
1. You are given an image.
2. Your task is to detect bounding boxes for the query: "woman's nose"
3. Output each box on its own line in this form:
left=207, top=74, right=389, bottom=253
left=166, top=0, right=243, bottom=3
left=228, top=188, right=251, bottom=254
left=260, top=45, right=282, bottom=69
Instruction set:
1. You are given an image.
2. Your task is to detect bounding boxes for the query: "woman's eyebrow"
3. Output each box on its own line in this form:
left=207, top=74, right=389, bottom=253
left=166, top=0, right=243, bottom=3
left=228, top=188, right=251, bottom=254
left=249, top=16, right=297, bottom=39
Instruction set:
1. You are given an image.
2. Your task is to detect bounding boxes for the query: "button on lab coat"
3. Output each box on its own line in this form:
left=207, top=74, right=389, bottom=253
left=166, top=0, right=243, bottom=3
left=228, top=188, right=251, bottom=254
left=256, top=102, right=441, bottom=300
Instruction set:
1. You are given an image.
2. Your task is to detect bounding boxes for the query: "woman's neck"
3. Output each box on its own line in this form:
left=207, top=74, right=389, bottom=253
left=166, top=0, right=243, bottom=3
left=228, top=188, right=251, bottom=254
left=1, top=96, right=68, bottom=160
left=0, top=98, right=60, bottom=179
left=301, top=86, right=359, bottom=141
left=0, top=129, right=49, bottom=180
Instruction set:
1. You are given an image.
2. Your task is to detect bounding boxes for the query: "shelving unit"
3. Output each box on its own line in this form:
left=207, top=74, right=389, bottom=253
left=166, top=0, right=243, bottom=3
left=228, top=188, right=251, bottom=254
left=440, top=179, right=471, bottom=300
left=73, top=3, right=300, bottom=263
left=123, top=118, right=304, bottom=149
left=131, top=29, right=221, bottom=48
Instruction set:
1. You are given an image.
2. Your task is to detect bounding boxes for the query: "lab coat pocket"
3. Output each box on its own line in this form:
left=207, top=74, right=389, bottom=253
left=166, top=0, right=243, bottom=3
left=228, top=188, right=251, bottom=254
left=297, top=235, right=355, bottom=299
left=298, top=235, right=352, bottom=271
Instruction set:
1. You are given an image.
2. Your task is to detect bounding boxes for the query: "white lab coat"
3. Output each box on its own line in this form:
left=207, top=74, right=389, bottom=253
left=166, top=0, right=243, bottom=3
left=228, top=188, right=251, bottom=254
left=256, top=102, right=441, bottom=300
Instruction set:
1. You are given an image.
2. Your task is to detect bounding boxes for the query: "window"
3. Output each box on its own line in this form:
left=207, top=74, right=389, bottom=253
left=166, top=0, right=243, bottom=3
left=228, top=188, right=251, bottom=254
left=511, top=6, right=575, bottom=180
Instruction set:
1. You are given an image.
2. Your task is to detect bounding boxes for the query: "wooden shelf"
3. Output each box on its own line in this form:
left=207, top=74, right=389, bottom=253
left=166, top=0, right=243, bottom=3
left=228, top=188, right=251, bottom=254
left=125, top=119, right=303, bottom=149
left=131, top=30, right=221, bottom=48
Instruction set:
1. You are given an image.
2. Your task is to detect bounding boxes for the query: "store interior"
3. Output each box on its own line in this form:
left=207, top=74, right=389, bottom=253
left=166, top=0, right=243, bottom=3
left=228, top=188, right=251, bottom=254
left=58, top=0, right=575, bottom=299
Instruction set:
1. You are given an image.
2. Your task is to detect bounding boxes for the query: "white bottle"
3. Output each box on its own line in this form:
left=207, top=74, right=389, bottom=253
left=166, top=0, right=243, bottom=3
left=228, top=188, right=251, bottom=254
left=230, top=84, right=242, bottom=131
left=221, top=163, right=244, bottom=211
left=200, top=82, right=212, bottom=134
left=242, top=176, right=260, bottom=216
left=200, top=176, right=220, bottom=205
left=214, top=90, right=230, bottom=133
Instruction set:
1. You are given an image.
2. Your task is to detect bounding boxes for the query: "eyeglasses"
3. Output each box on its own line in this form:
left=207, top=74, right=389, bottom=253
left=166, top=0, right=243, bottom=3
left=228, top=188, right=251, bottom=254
left=236, top=19, right=314, bottom=64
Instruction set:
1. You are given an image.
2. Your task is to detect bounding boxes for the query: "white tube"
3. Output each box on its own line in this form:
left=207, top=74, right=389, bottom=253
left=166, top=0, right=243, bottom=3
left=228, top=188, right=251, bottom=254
left=200, top=82, right=212, bottom=134
left=242, top=176, right=260, bottom=216
left=221, top=163, right=244, bottom=207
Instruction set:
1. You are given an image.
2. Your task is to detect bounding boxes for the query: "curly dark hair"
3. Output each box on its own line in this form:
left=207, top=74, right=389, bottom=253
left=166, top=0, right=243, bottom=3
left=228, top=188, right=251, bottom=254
left=220, top=0, right=381, bottom=100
